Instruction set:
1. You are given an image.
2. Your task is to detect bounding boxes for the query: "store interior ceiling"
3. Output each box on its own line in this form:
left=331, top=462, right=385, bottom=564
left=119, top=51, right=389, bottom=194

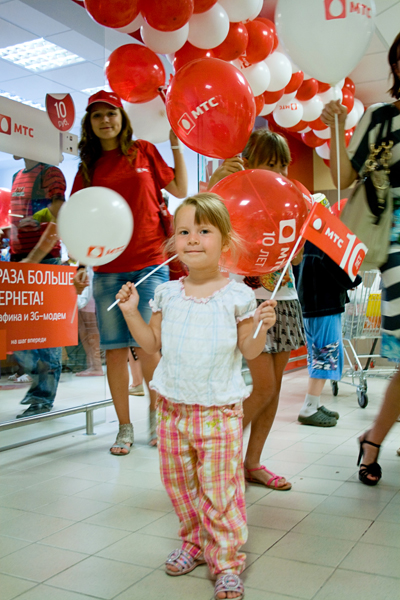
left=0, top=0, right=399, bottom=171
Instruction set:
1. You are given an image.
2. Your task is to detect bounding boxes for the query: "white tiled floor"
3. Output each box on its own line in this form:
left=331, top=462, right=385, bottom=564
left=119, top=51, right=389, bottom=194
left=0, top=369, right=399, bottom=600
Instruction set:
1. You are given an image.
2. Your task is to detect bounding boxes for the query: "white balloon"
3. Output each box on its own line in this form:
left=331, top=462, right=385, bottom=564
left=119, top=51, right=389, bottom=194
left=316, top=143, right=330, bottom=160
left=319, top=86, right=343, bottom=105
left=300, top=95, right=323, bottom=122
left=299, top=126, right=311, bottom=133
left=264, top=52, right=292, bottom=92
left=141, top=22, right=188, bottom=54
left=232, top=60, right=270, bottom=97
left=273, top=99, right=303, bottom=128
left=58, top=188, right=133, bottom=267
left=114, top=12, right=144, bottom=33
left=275, top=0, right=375, bottom=84
left=345, top=103, right=360, bottom=129
left=314, top=127, right=331, bottom=140
left=279, top=92, right=297, bottom=103
left=188, top=3, right=229, bottom=49
left=218, top=0, right=262, bottom=22
left=353, top=97, right=365, bottom=120
left=124, top=96, right=171, bottom=144
left=259, top=101, right=277, bottom=116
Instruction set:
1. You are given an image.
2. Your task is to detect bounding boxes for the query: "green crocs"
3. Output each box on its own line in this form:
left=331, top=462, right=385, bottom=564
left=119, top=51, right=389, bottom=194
left=298, top=410, right=337, bottom=427
left=318, top=405, right=340, bottom=420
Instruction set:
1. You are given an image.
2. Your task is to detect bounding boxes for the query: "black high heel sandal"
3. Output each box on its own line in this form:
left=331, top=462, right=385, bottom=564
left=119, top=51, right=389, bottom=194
left=357, top=437, right=382, bottom=486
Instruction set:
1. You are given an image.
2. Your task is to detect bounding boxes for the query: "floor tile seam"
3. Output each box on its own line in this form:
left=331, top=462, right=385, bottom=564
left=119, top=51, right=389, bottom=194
left=29, top=580, right=106, bottom=600
left=329, top=564, right=400, bottom=579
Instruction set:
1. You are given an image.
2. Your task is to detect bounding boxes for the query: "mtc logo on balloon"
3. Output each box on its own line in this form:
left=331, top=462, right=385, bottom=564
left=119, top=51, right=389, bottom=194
left=0, top=114, right=11, bottom=135
left=324, top=0, right=346, bottom=19
left=177, top=97, right=220, bottom=136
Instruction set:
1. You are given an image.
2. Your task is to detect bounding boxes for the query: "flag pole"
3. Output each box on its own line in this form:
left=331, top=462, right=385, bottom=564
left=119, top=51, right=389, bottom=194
left=253, top=236, right=303, bottom=339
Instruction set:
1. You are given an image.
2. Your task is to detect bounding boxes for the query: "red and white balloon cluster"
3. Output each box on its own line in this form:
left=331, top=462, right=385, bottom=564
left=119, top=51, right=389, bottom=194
left=81, top=0, right=368, bottom=159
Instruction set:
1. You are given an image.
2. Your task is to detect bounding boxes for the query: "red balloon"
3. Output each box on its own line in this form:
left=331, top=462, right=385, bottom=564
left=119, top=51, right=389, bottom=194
left=174, top=42, right=214, bottom=72
left=141, top=0, right=194, bottom=32
left=166, top=58, right=255, bottom=159
left=323, top=158, right=331, bottom=168
left=285, top=71, right=304, bottom=94
left=257, top=18, right=278, bottom=51
left=254, top=93, right=265, bottom=115
left=0, top=188, right=11, bottom=229
left=344, top=77, right=355, bottom=94
left=296, top=78, right=318, bottom=101
left=193, top=0, right=217, bottom=13
left=105, top=45, right=165, bottom=103
left=331, top=198, right=348, bottom=216
left=212, top=22, right=248, bottom=62
left=263, top=89, right=285, bottom=104
left=290, top=179, right=313, bottom=211
left=210, top=170, right=308, bottom=275
left=244, top=19, right=274, bottom=65
left=301, top=130, right=326, bottom=148
left=84, top=0, right=139, bottom=28
left=317, top=81, right=331, bottom=93
left=307, top=116, right=327, bottom=130
left=341, top=88, right=355, bottom=113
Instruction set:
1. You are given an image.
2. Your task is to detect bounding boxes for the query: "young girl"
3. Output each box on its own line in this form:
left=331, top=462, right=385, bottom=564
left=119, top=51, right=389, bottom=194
left=116, top=193, right=276, bottom=600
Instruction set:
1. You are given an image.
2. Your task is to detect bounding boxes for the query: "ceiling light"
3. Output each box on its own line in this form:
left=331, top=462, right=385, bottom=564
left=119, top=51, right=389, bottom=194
left=81, top=85, right=112, bottom=95
left=0, top=38, right=85, bottom=72
left=0, top=90, right=45, bottom=110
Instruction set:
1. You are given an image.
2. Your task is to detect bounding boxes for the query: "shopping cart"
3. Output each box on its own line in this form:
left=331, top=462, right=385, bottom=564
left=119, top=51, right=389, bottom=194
left=331, top=270, right=396, bottom=408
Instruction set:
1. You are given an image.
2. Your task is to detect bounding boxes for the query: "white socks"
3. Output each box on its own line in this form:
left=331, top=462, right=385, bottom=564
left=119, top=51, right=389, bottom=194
left=299, top=394, right=320, bottom=417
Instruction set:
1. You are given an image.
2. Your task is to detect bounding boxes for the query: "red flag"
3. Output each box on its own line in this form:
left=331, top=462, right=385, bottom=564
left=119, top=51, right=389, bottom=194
left=300, top=202, right=367, bottom=281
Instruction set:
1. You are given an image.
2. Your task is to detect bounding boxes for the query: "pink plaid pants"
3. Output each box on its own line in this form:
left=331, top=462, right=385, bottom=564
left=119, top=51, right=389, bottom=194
left=157, top=396, right=247, bottom=576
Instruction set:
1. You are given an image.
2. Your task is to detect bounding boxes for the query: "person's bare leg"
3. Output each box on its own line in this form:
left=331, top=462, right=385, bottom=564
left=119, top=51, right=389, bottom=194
left=308, top=378, right=326, bottom=396
left=359, top=370, right=400, bottom=482
left=244, top=351, right=291, bottom=488
left=128, top=349, right=143, bottom=388
left=76, top=312, right=103, bottom=376
left=135, top=347, right=161, bottom=446
left=106, top=347, right=131, bottom=455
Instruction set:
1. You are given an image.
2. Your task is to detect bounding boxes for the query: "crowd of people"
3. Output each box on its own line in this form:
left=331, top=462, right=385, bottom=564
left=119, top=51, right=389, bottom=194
left=1, top=29, right=399, bottom=600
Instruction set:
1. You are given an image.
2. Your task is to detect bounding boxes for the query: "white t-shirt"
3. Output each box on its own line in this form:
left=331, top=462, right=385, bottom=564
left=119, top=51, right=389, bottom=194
left=149, top=278, right=256, bottom=406
left=230, top=265, right=299, bottom=301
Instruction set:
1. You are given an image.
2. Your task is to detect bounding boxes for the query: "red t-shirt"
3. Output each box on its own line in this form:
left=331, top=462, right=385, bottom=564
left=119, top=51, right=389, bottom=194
left=10, top=163, right=66, bottom=258
left=71, top=141, right=175, bottom=273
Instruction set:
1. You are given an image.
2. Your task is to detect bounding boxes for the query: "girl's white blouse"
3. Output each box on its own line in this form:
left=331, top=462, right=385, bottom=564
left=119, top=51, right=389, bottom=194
left=149, top=278, right=257, bottom=406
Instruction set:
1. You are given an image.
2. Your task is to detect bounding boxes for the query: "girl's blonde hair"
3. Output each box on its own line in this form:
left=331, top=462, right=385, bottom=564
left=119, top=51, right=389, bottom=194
left=242, top=129, right=291, bottom=169
left=166, top=192, right=242, bottom=258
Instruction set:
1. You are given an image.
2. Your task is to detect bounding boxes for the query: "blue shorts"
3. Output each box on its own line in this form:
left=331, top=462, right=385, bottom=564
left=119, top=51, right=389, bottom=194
left=93, top=265, right=169, bottom=350
left=304, top=314, right=343, bottom=380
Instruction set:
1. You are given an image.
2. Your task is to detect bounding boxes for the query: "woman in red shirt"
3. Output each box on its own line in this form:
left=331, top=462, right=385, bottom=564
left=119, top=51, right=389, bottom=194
left=72, top=90, right=187, bottom=454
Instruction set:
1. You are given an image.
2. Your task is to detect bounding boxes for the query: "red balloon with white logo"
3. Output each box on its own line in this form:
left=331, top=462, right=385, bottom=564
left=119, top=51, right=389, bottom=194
left=0, top=188, right=11, bottom=229
left=210, top=169, right=308, bottom=275
left=166, top=57, right=255, bottom=158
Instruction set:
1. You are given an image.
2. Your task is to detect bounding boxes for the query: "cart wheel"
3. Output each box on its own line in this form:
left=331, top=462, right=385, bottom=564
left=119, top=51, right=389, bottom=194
left=331, top=381, right=339, bottom=396
left=357, top=389, right=368, bottom=408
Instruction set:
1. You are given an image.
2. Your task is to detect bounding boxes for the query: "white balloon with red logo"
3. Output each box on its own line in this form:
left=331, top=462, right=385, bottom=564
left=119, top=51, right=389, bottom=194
left=273, top=99, right=303, bottom=128
left=58, top=187, right=134, bottom=266
left=275, top=0, right=375, bottom=84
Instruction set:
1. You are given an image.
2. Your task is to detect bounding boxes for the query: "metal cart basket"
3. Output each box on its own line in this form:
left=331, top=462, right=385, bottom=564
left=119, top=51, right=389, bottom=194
left=332, top=270, right=397, bottom=407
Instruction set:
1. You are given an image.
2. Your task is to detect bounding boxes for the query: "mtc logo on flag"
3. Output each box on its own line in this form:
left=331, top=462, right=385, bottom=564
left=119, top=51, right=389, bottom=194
left=300, top=202, right=368, bottom=280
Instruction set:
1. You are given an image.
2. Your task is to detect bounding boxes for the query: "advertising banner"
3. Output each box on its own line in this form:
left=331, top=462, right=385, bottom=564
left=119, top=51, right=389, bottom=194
left=0, top=263, right=78, bottom=360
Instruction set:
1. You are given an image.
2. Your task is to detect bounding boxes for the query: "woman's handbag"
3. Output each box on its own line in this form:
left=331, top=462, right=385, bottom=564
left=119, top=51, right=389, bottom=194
left=340, top=105, right=395, bottom=271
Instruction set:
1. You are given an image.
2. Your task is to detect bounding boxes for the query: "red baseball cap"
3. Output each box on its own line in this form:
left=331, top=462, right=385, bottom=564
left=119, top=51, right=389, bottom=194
left=86, top=90, right=123, bottom=110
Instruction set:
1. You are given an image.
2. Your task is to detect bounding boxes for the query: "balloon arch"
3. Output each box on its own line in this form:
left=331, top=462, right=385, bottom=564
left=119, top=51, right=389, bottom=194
left=77, top=0, right=375, bottom=162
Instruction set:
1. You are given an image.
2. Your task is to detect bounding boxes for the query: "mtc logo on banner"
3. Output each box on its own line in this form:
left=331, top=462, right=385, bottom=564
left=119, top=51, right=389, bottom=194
left=300, top=201, right=368, bottom=280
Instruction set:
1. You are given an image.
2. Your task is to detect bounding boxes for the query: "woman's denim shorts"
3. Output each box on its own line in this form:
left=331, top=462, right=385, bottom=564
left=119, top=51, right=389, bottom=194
left=93, top=265, right=169, bottom=349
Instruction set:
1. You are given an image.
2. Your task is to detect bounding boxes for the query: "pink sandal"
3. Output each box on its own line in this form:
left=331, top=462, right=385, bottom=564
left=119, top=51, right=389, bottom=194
left=214, top=574, right=244, bottom=600
left=165, top=548, right=205, bottom=576
left=245, top=465, right=292, bottom=491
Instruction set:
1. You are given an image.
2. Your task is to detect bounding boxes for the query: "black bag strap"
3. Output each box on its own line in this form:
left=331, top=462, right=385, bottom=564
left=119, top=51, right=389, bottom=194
left=375, top=104, right=395, bottom=147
